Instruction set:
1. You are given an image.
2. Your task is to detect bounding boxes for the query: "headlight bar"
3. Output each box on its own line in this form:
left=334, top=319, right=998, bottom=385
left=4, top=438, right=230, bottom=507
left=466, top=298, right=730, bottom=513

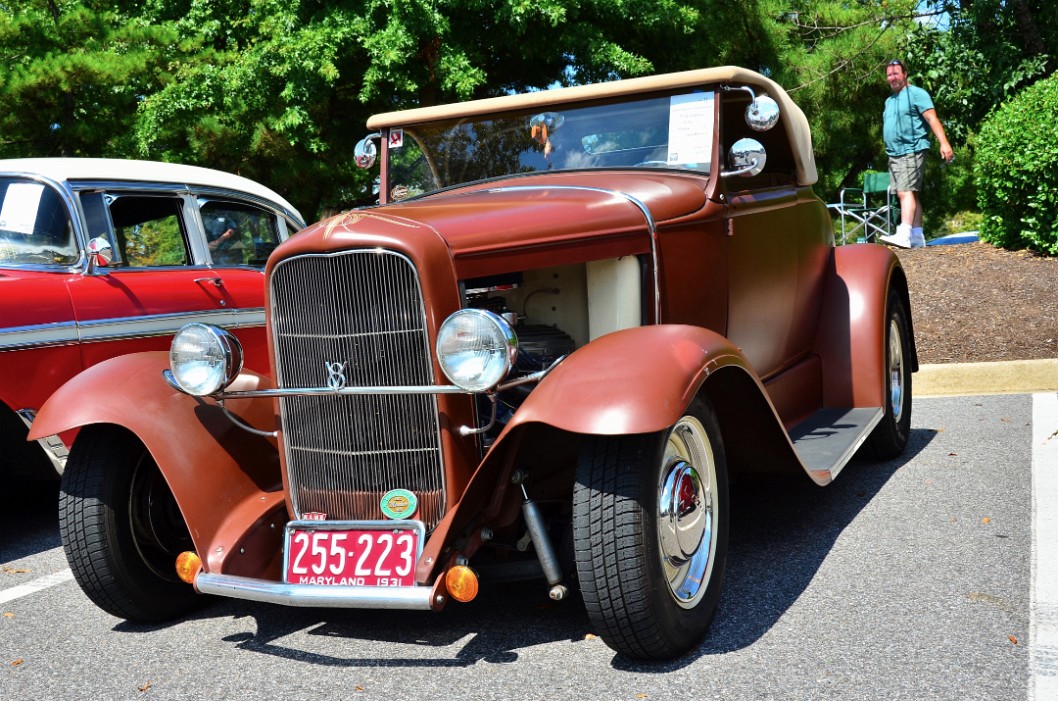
left=161, top=355, right=564, bottom=401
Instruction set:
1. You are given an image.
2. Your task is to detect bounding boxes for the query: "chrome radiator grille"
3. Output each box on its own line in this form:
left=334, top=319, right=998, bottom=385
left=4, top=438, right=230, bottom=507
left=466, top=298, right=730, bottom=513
left=269, top=250, right=445, bottom=529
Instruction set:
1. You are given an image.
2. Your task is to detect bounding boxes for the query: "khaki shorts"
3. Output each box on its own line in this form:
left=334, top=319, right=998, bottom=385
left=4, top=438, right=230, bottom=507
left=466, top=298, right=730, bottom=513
left=888, top=151, right=927, bottom=192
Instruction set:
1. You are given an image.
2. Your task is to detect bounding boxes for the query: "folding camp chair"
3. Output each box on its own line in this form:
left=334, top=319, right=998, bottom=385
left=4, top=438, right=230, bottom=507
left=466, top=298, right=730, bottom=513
left=827, top=171, right=898, bottom=244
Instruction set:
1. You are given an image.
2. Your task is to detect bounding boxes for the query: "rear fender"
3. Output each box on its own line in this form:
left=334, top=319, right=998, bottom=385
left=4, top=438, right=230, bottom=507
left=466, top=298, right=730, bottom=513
left=29, top=352, right=285, bottom=578
left=813, top=244, right=917, bottom=409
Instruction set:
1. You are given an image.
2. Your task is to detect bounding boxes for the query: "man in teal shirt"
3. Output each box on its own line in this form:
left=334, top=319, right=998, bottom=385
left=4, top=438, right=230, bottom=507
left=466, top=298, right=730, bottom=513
left=880, top=59, right=954, bottom=248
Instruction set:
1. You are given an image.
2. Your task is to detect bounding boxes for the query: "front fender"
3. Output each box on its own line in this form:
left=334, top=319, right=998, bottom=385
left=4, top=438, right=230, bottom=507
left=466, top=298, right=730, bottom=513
left=414, top=324, right=806, bottom=582
left=505, top=324, right=753, bottom=435
left=30, top=352, right=285, bottom=578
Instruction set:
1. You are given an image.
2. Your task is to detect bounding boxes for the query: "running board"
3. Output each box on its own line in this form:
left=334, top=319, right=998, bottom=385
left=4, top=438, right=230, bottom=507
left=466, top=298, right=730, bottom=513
left=789, top=407, right=884, bottom=483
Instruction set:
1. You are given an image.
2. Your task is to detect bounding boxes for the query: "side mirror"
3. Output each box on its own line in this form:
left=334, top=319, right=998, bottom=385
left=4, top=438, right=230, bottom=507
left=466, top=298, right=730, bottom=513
left=354, top=134, right=380, bottom=169
left=723, top=85, right=781, bottom=132
left=86, top=236, right=112, bottom=274
left=721, top=138, right=767, bottom=178
left=745, top=95, right=780, bottom=132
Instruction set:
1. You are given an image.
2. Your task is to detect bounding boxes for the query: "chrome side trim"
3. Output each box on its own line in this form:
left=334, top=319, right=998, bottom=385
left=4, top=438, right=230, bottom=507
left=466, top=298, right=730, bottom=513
left=15, top=409, right=67, bottom=476
left=194, top=572, right=437, bottom=610
left=0, top=308, right=264, bottom=351
left=0, top=322, right=78, bottom=350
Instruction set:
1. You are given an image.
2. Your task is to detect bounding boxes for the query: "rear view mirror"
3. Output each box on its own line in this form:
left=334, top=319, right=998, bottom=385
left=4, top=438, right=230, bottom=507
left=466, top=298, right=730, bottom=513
left=354, top=134, right=380, bottom=169
left=745, top=95, right=780, bottom=132
left=723, top=85, right=781, bottom=132
left=721, top=138, right=767, bottom=178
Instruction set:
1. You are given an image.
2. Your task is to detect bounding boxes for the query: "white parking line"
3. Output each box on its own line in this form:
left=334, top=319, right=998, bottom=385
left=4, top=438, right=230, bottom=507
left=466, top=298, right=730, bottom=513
left=0, top=568, right=73, bottom=606
left=1032, top=392, right=1058, bottom=701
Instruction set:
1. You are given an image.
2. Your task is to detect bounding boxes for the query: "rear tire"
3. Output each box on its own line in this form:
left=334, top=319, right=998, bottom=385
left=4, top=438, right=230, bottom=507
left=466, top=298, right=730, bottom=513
left=59, top=425, right=201, bottom=621
left=865, top=289, right=913, bottom=459
left=573, top=396, right=729, bottom=660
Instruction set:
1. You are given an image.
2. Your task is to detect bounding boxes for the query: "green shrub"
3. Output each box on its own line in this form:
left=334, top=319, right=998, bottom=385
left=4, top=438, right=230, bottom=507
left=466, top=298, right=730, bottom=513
left=974, top=73, right=1058, bottom=254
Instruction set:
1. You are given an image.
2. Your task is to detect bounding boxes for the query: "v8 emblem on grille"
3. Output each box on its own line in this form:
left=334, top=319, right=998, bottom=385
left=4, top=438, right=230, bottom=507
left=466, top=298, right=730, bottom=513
left=325, top=361, right=348, bottom=390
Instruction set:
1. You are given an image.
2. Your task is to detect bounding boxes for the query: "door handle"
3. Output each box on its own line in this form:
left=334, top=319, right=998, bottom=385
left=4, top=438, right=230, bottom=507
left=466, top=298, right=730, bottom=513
left=194, top=276, right=227, bottom=306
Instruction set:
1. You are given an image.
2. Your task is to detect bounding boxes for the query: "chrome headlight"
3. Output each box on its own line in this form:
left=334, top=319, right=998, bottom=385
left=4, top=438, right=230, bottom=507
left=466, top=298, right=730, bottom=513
left=436, top=309, right=517, bottom=392
left=168, top=323, right=244, bottom=396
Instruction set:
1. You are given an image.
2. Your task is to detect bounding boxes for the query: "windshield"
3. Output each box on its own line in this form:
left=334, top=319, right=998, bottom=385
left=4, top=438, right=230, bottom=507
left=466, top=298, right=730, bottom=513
left=0, top=178, right=78, bottom=266
left=386, top=90, right=716, bottom=200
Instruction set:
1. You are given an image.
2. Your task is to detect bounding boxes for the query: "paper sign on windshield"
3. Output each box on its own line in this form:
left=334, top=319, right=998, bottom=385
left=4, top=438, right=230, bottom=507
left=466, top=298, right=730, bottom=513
left=667, top=93, right=714, bottom=167
left=0, top=183, right=45, bottom=235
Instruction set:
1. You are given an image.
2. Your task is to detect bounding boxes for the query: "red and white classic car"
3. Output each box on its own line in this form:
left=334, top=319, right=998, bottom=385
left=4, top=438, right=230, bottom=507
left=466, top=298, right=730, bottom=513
left=1, top=158, right=304, bottom=479
left=32, top=67, right=916, bottom=660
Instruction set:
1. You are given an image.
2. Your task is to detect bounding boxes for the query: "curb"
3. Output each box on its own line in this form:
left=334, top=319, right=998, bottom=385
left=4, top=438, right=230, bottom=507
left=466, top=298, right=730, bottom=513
left=916, top=358, right=1058, bottom=397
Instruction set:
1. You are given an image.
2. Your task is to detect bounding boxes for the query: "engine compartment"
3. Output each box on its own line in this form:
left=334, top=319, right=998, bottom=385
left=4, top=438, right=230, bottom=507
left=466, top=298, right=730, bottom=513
left=461, top=256, right=644, bottom=441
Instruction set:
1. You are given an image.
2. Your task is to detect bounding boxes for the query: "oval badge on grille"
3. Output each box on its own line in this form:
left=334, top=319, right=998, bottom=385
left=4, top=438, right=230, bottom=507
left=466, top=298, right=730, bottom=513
left=380, top=489, right=418, bottom=520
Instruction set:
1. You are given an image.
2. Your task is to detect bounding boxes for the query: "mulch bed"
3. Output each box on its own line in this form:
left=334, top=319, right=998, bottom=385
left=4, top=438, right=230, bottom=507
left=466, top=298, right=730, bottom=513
left=894, top=241, right=1058, bottom=365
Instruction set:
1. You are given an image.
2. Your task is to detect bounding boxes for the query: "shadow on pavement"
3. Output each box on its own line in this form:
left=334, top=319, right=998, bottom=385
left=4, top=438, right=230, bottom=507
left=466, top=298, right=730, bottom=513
left=113, top=427, right=938, bottom=671
left=0, top=478, right=61, bottom=562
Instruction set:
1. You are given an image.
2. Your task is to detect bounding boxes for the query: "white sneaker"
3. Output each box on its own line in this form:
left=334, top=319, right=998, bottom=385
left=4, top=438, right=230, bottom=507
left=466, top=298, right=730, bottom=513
left=910, top=228, right=926, bottom=248
left=880, top=225, right=913, bottom=249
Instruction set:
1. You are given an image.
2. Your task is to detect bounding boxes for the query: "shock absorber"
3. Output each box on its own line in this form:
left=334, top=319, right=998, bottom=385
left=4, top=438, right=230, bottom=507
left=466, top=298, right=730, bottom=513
left=517, top=479, right=569, bottom=601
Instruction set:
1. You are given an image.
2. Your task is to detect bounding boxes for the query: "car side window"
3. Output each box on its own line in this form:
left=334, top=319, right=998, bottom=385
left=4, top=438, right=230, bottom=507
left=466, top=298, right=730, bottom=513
left=0, top=178, right=78, bottom=266
left=199, top=199, right=281, bottom=267
left=105, top=194, right=190, bottom=267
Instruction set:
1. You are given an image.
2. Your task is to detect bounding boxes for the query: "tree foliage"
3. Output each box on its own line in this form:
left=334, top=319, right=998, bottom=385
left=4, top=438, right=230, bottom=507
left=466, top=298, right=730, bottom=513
left=901, top=1, right=1058, bottom=237
left=909, top=1, right=1057, bottom=144
left=0, top=0, right=1055, bottom=241
left=0, top=1, right=182, bottom=157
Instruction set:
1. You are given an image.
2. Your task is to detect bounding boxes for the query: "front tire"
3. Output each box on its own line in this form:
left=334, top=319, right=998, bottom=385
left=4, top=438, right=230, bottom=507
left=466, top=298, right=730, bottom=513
left=59, top=425, right=201, bottom=621
left=573, top=396, right=729, bottom=660
left=865, top=289, right=913, bottom=458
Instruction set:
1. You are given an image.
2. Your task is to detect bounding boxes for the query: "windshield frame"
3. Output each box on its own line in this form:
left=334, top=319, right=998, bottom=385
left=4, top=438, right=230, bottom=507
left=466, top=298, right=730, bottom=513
left=378, top=87, right=719, bottom=204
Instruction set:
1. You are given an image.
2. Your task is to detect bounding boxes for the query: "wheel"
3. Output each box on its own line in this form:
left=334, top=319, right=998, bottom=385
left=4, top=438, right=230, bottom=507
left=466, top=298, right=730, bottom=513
left=59, top=425, right=201, bottom=621
left=864, top=289, right=913, bottom=458
left=573, top=396, right=729, bottom=659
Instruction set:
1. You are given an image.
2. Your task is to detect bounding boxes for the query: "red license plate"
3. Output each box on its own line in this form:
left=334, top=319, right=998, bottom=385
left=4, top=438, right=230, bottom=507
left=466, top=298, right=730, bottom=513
left=285, top=526, right=419, bottom=587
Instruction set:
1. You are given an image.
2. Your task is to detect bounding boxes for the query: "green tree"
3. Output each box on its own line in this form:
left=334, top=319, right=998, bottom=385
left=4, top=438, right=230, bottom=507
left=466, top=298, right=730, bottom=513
left=130, top=0, right=751, bottom=217
left=4, top=0, right=1034, bottom=228
left=768, top=1, right=922, bottom=200
left=909, top=1, right=1056, bottom=144
left=901, top=1, right=1058, bottom=239
left=0, top=1, right=182, bottom=157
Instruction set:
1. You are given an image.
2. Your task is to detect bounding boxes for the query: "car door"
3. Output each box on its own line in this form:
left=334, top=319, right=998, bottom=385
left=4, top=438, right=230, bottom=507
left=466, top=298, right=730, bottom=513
left=66, top=188, right=251, bottom=369
left=0, top=175, right=83, bottom=414
left=194, top=196, right=294, bottom=370
left=718, top=93, right=832, bottom=380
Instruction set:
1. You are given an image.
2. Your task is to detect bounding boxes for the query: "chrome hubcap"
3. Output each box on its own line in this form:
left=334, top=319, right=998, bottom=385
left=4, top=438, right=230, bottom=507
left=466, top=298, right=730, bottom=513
left=657, top=415, right=717, bottom=608
left=888, top=318, right=905, bottom=422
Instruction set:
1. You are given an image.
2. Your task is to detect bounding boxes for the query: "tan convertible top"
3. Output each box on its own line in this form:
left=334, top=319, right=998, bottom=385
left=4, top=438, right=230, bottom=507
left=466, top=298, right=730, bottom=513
left=367, top=66, right=817, bottom=185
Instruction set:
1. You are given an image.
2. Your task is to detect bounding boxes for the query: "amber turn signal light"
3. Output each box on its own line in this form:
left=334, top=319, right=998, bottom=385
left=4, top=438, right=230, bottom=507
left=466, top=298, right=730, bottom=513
left=445, top=565, right=479, bottom=603
left=175, top=551, right=202, bottom=584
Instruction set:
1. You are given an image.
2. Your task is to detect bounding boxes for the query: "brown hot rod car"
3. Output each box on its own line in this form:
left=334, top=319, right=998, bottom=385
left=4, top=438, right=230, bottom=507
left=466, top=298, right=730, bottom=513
left=32, top=66, right=915, bottom=660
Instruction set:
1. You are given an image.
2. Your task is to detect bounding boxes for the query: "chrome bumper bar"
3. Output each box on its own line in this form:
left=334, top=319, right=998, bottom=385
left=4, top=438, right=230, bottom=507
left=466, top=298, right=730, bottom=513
left=195, top=573, right=438, bottom=610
